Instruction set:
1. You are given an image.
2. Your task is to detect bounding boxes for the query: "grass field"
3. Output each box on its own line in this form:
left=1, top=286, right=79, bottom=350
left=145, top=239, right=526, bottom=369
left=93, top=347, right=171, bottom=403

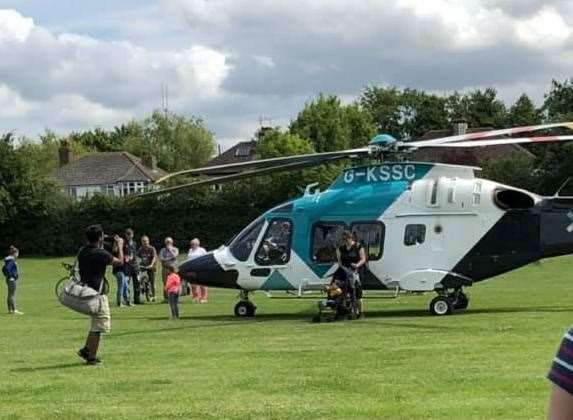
left=1, top=257, right=572, bottom=419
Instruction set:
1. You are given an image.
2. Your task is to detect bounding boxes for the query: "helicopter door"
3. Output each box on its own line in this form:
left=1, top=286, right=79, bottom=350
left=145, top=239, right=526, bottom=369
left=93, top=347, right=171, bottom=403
left=252, top=219, right=294, bottom=290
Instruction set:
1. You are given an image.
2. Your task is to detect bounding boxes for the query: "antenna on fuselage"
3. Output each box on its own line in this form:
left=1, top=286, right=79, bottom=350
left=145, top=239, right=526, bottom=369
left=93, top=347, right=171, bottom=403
left=554, top=177, right=572, bottom=197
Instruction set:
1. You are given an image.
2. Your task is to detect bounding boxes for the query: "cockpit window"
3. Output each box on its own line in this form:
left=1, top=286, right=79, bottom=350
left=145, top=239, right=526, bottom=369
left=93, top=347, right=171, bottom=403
left=255, top=219, right=293, bottom=265
left=229, top=218, right=264, bottom=261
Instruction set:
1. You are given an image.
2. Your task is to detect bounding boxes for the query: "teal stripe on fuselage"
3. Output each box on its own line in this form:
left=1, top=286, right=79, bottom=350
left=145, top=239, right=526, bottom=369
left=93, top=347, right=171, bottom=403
left=266, top=163, right=434, bottom=278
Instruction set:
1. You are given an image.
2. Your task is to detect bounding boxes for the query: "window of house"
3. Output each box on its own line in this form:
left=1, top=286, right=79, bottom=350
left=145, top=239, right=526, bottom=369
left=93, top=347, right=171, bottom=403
left=229, top=218, right=264, bottom=261
left=255, top=219, right=293, bottom=265
left=312, top=222, right=347, bottom=263
left=351, top=222, right=385, bottom=260
left=235, top=145, right=251, bottom=157
left=404, top=224, right=426, bottom=246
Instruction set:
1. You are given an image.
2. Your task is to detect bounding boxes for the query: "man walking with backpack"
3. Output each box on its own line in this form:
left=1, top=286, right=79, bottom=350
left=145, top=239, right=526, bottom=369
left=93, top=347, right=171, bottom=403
left=76, top=225, right=124, bottom=365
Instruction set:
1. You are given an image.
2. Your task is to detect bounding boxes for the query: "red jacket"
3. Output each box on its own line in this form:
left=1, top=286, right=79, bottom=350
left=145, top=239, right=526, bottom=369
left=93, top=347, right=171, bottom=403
left=164, top=273, right=181, bottom=294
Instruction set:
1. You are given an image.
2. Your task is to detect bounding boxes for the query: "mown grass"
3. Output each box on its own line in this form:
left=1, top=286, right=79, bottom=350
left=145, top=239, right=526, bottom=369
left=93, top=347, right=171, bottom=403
left=0, top=256, right=571, bottom=419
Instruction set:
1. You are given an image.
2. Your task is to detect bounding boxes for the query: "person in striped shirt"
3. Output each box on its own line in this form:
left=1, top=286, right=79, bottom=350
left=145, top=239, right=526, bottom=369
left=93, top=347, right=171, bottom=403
left=548, top=327, right=573, bottom=419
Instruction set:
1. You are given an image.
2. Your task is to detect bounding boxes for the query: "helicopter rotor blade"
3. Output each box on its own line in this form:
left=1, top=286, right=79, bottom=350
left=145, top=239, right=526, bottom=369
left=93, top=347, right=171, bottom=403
left=138, top=155, right=349, bottom=197
left=407, top=121, right=573, bottom=147
left=419, top=135, right=573, bottom=148
left=155, top=147, right=370, bottom=184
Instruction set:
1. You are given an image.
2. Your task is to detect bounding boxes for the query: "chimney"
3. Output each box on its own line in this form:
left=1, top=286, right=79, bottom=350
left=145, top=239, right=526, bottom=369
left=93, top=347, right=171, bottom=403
left=142, top=154, right=157, bottom=170
left=58, top=140, right=73, bottom=167
left=453, top=120, right=468, bottom=136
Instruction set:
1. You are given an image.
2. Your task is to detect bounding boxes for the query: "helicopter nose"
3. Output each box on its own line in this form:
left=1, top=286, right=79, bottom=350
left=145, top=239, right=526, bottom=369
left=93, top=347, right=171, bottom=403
left=178, top=253, right=239, bottom=289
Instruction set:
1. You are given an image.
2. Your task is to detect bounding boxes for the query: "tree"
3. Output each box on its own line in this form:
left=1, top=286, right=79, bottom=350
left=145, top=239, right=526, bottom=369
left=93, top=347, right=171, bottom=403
left=360, top=86, right=403, bottom=138
left=542, top=79, right=573, bottom=122
left=290, top=94, right=376, bottom=152
left=0, top=133, right=69, bottom=252
left=508, top=94, right=541, bottom=127
left=16, top=130, right=91, bottom=178
left=446, top=88, right=507, bottom=128
left=253, top=129, right=339, bottom=199
left=128, top=110, right=216, bottom=172
left=360, top=87, right=450, bottom=140
left=481, top=154, right=538, bottom=191
left=256, top=129, right=314, bottom=158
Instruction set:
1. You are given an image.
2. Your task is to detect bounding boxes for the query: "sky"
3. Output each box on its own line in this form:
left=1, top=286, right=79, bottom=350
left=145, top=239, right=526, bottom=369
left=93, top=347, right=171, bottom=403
left=0, top=0, right=572, bottom=150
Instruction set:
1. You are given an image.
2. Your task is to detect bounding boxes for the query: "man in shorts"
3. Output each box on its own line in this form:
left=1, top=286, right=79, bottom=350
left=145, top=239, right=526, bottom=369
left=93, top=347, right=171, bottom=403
left=77, top=225, right=124, bottom=365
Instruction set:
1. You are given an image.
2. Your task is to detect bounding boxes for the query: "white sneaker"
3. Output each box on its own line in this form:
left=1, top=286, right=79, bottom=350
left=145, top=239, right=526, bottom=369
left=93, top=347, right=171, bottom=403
left=13, top=310, right=24, bottom=315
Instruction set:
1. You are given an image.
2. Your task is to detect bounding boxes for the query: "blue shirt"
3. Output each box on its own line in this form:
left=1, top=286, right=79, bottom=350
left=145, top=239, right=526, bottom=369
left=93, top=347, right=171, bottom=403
left=3, top=256, right=18, bottom=280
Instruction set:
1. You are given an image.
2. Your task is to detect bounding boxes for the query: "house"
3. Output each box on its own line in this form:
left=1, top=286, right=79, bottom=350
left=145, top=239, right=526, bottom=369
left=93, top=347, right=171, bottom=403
left=412, top=122, right=535, bottom=166
left=201, top=140, right=258, bottom=175
left=54, top=143, right=168, bottom=199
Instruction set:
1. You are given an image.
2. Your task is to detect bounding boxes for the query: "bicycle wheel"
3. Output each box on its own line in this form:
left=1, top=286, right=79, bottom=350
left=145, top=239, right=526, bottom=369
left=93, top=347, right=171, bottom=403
left=54, top=276, right=70, bottom=298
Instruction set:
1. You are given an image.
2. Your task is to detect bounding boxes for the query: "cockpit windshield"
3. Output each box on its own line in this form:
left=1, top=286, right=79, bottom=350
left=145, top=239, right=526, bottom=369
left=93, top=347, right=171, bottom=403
left=229, top=218, right=264, bottom=261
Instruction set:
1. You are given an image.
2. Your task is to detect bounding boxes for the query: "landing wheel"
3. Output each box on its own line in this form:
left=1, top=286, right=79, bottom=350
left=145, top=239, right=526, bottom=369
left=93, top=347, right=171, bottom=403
left=234, top=300, right=256, bottom=317
left=453, top=291, right=469, bottom=310
left=429, top=296, right=452, bottom=316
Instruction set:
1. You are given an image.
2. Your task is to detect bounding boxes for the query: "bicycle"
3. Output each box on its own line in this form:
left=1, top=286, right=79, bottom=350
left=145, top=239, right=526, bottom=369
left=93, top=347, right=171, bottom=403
left=54, top=261, right=109, bottom=298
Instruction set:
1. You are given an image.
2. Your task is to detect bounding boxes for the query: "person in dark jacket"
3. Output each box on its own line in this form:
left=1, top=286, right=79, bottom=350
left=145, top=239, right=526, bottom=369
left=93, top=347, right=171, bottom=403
left=3, top=245, right=23, bottom=315
left=124, top=228, right=141, bottom=304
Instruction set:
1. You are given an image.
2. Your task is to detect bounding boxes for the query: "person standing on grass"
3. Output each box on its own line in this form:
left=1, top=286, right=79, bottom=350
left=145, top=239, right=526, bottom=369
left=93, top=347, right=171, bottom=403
left=336, top=230, right=366, bottom=318
left=112, top=241, right=130, bottom=307
left=164, top=265, right=181, bottom=320
left=77, top=225, right=124, bottom=366
left=187, top=238, right=208, bottom=303
left=138, top=235, right=157, bottom=302
left=124, top=228, right=141, bottom=305
left=3, top=245, right=23, bottom=315
left=159, top=237, right=179, bottom=303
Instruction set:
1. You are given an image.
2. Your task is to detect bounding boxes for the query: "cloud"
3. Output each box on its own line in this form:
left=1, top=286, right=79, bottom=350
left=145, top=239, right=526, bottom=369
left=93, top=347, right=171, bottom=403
left=515, top=7, right=572, bottom=48
left=0, top=9, right=32, bottom=42
left=0, top=8, right=231, bottom=136
left=2, top=2, right=573, bottom=148
left=0, top=83, right=32, bottom=118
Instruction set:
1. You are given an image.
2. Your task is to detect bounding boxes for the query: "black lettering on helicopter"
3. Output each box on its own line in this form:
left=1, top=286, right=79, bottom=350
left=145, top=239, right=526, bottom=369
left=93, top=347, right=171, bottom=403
left=343, top=164, right=417, bottom=184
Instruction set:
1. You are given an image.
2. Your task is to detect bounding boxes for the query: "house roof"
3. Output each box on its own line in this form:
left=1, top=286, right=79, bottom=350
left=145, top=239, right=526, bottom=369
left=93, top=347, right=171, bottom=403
left=412, top=127, right=535, bottom=166
left=54, top=152, right=168, bottom=186
left=202, top=141, right=258, bottom=174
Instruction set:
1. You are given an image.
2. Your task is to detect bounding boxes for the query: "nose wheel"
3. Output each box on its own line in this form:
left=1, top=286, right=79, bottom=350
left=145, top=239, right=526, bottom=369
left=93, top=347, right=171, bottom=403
left=234, top=290, right=256, bottom=317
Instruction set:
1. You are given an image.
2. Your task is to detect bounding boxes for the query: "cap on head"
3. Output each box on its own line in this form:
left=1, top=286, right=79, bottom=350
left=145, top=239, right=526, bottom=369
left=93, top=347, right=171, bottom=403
left=165, top=237, right=173, bottom=245
left=86, top=225, right=104, bottom=243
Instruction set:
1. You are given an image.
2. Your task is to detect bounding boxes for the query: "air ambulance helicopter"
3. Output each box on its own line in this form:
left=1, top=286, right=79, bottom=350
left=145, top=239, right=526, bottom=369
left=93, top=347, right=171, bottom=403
left=143, top=122, right=573, bottom=317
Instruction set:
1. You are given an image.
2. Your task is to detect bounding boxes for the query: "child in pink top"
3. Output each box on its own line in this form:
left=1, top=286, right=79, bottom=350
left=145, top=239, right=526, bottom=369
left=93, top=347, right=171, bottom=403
left=164, top=266, right=181, bottom=319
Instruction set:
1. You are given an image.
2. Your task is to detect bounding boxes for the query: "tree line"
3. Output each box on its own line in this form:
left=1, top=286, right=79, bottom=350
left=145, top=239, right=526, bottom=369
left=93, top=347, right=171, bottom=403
left=1, top=79, right=573, bottom=255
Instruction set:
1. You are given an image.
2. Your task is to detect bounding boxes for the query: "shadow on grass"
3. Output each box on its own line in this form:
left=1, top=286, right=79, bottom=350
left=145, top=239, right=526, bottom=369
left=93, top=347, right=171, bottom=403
left=102, top=305, right=573, bottom=339
left=364, top=305, right=573, bottom=318
left=11, top=362, right=85, bottom=373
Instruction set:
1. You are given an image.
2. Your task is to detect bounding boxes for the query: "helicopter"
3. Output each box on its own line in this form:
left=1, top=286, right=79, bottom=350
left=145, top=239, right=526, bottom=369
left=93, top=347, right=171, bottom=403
left=143, top=122, right=573, bottom=317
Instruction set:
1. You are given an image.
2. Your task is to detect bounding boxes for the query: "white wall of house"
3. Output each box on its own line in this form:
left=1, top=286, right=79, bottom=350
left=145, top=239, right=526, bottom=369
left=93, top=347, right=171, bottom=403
left=68, top=181, right=149, bottom=199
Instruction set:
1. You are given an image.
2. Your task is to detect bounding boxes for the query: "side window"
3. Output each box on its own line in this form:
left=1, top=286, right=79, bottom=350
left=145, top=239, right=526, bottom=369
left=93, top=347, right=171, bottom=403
left=351, top=222, right=385, bottom=261
left=229, top=218, right=264, bottom=261
left=404, top=224, right=426, bottom=246
left=255, top=219, right=293, bottom=265
left=312, top=223, right=346, bottom=263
